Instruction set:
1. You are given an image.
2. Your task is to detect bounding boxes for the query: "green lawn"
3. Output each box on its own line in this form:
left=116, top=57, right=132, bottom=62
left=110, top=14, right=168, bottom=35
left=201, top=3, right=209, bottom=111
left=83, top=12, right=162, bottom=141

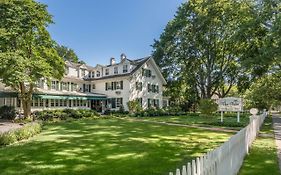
left=239, top=116, right=279, bottom=175
left=0, top=119, right=231, bottom=175
left=131, top=114, right=249, bottom=129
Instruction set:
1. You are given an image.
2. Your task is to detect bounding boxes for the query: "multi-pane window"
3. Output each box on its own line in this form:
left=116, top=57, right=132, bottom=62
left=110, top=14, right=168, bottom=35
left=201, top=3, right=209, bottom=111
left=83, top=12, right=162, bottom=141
left=116, top=98, right=123, bottom=107
left=59, top=99, right=63, bottom=107
left=92, top=84, right=96, bottom=89
left=153, top=99, right=159, bottom=108
left=51, top=81, right=56, bottom=90
left=136, top=82, right=142, bottom=91
left=45, top=99, right=49, bottom=107
left=96, top=71, right=100, bottom=77
left=81, top=69, right=86, bottom=77
left=39, top=99, right=44, bottom=107
left=148, top=83, right=152, bottom=92
left=148, top=84, right=159, bottom=93
left=36, top=79, right=44, bottom=88
left=62, top=82, right=68, bottom=91
left=50, top=99, right=55, bottom=107
left=91, top=71, right=95, bottom=78
left=64, top=100, right=67, bottom=106
left=142, top=68, right=151, bottom=77
left=148, top=99, right=151, bottom=108
left=123, top=65, right=128, bottom=73
left=114, top=67, right=118, bottom=74
left=34, top=98, right=38, bottom=107
left=105, top=69, right=109, bottom=75
left=65, top=66, right=69, bottom=75
left=105, top=81, right=123, bottom=90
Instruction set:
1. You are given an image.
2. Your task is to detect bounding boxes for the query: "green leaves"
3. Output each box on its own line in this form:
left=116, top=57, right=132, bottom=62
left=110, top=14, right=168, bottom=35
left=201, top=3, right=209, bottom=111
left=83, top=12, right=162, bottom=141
left=153, top=0, right=281, bottom=107
left=0, top=0, right=65, bottom=117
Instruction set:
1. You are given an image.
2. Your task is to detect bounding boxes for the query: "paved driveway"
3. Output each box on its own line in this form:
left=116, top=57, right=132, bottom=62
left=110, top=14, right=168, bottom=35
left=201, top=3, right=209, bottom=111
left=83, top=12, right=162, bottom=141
left=0, top=120, right=22, bottom=133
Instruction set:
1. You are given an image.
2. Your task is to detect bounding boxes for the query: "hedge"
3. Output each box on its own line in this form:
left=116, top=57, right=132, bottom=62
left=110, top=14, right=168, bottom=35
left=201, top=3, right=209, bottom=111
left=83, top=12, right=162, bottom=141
left=0, top=122, right=42, bottom=146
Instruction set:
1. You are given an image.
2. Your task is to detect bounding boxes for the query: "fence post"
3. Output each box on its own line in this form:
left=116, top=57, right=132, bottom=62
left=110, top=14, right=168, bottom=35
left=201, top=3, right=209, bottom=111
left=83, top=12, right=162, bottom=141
left=187, top=162, right=192, bottom=175
left=192, top=160, right=196, bottom=175
left=182, top=165, right=187, bottom=175
left=167, top=113, right=266, bottom=175
left=176, top=169, right=181, bottom=175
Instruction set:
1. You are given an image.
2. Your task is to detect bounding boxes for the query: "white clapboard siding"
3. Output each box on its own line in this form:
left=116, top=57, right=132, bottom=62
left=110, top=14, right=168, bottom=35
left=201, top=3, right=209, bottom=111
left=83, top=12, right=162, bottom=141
left=169, top=112, right=267, bottom=175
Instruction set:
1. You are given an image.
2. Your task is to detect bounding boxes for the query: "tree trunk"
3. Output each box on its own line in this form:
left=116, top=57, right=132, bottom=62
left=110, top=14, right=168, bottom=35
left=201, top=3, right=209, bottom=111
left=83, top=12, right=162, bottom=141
left=19, top=82, right=33, bottom=119
left=22, top=98, right=32, bottom=118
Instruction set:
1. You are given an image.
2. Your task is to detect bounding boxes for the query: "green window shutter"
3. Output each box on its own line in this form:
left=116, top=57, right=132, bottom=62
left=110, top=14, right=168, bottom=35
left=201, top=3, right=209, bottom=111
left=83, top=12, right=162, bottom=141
left=105, top=82, right=108, bottom=91
left=120, top=81, right=123, bottom=89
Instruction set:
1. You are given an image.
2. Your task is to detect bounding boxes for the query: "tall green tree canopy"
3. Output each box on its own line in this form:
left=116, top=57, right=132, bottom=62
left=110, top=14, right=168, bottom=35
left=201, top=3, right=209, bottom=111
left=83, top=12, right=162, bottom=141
left=0, top=0, right=65, bottom=117
left=55, top=44, right=83, bottom=63
left=244, top=73, right=281, bottom=110
left=153, top=0, right=280, bottom=104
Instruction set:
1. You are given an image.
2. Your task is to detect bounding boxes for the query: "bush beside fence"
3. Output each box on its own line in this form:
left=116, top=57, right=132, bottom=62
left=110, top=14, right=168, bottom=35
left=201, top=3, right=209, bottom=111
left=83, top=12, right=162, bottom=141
left=169, top=112, right=267, bottom=175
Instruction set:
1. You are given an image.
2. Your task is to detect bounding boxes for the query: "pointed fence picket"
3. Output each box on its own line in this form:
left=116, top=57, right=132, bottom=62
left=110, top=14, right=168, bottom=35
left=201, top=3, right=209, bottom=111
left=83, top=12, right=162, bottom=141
left=169, top=112, right=267, bottom=175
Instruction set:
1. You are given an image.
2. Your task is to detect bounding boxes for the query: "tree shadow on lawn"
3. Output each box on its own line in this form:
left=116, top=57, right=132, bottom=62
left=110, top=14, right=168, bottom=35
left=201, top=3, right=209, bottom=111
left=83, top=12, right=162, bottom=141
left=0, top=119, right=231, bottom=175
left=239, top=137, right=280, bottom=175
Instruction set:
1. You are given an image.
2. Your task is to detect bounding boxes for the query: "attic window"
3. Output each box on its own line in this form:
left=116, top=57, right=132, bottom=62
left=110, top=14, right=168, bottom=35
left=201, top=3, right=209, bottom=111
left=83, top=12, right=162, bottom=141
left=114, top=67, right=118, bottom=74
left=96, top=71, right=100, bottom=77
left=123, top=65, right=128, bottom=73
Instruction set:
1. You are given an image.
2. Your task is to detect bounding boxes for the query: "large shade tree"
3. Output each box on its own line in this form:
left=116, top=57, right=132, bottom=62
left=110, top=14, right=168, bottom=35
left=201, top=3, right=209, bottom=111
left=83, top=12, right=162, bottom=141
left=55, top=44, right=85, bottom=64
left=0, top=0, right=65, bottom=118
left=152, top=0, right=279, bottom=105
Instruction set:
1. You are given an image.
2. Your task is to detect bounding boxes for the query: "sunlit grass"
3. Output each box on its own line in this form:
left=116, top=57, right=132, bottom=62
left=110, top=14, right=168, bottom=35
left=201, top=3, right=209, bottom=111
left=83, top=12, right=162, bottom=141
left=239, top=116, right=279, bottom=175
left=133, top=114, right=250, bottom=129
left=0, top=119, right=231, bottom=175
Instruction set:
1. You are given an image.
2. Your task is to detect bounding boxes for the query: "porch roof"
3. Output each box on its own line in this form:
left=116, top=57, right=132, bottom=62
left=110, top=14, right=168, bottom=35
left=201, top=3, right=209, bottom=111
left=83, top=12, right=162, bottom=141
left=0, top=91, right=107, bottom=100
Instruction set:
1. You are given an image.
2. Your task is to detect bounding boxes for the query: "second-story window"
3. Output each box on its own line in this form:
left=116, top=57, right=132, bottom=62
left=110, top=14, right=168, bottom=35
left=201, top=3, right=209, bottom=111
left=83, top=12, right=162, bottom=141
left=96, top=71, right=100, bottom=77
left=123, top=65, right=128, bottom=73
left=148, top=83, right=152, bottom=92
left=65, top=66, right=69, bottom=75
left=105, top=68, right=109, bottom=75
left=81, top=69, right=86, bottom=77
left=136, top=82, right=142, bottom=91
left=91, top=71, right=95, bottom=78
left=51, top=81, right=56, bottom=90
left=114, top=67, right=118, bottom=74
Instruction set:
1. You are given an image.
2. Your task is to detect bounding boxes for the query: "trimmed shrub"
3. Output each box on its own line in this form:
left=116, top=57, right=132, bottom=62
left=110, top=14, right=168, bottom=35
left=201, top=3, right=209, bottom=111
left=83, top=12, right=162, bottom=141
left=127, top=100, right=142, bottom=113
left=0, top=105, right=16, bottom=120
left=198, top=99, right=218, bottom=115
left=0, top=122, right=42, bottom=146
left=35, top=109, right=100, bottom=121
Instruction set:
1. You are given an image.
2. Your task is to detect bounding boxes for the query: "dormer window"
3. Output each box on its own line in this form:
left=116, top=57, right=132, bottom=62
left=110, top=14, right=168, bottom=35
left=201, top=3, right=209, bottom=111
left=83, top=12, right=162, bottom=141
left=65, top=66, right=69, bottom=75
left=123, top=65, right=128, bottom=73
left=96, top=71, right=100, bottom=77
left=81, top=69, right=86, bottom=77
left=105, top=68, right=109, bottom=75
left=114, top=67, right=118, bottom=74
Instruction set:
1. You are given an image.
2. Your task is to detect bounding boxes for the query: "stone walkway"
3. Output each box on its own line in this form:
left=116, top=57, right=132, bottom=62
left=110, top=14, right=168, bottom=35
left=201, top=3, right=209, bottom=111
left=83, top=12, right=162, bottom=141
left=272, top=114, right=281, bottom=171
left=0, top=120, right=23, bottom=133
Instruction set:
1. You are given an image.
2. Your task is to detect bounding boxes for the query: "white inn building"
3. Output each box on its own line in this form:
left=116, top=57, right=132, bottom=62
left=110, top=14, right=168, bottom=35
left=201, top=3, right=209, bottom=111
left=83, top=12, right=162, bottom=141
left=0, top=54, right=168, bottom=112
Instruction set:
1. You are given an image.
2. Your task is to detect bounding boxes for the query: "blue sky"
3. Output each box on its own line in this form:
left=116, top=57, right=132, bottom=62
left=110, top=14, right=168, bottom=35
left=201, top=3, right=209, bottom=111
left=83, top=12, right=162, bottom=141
left=38, top=0, right=184, bottom=66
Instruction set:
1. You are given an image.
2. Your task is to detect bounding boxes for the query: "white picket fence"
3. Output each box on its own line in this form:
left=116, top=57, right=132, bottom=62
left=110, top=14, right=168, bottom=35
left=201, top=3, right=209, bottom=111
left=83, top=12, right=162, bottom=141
left=169, top=112, right=267, bottom=175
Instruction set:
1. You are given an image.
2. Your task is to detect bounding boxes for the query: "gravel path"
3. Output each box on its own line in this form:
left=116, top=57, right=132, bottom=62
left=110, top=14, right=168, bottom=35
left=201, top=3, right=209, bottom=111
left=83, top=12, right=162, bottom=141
left=272, top=114, right=281, bottom=172
left=0, top=121, right=23, bottom=133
